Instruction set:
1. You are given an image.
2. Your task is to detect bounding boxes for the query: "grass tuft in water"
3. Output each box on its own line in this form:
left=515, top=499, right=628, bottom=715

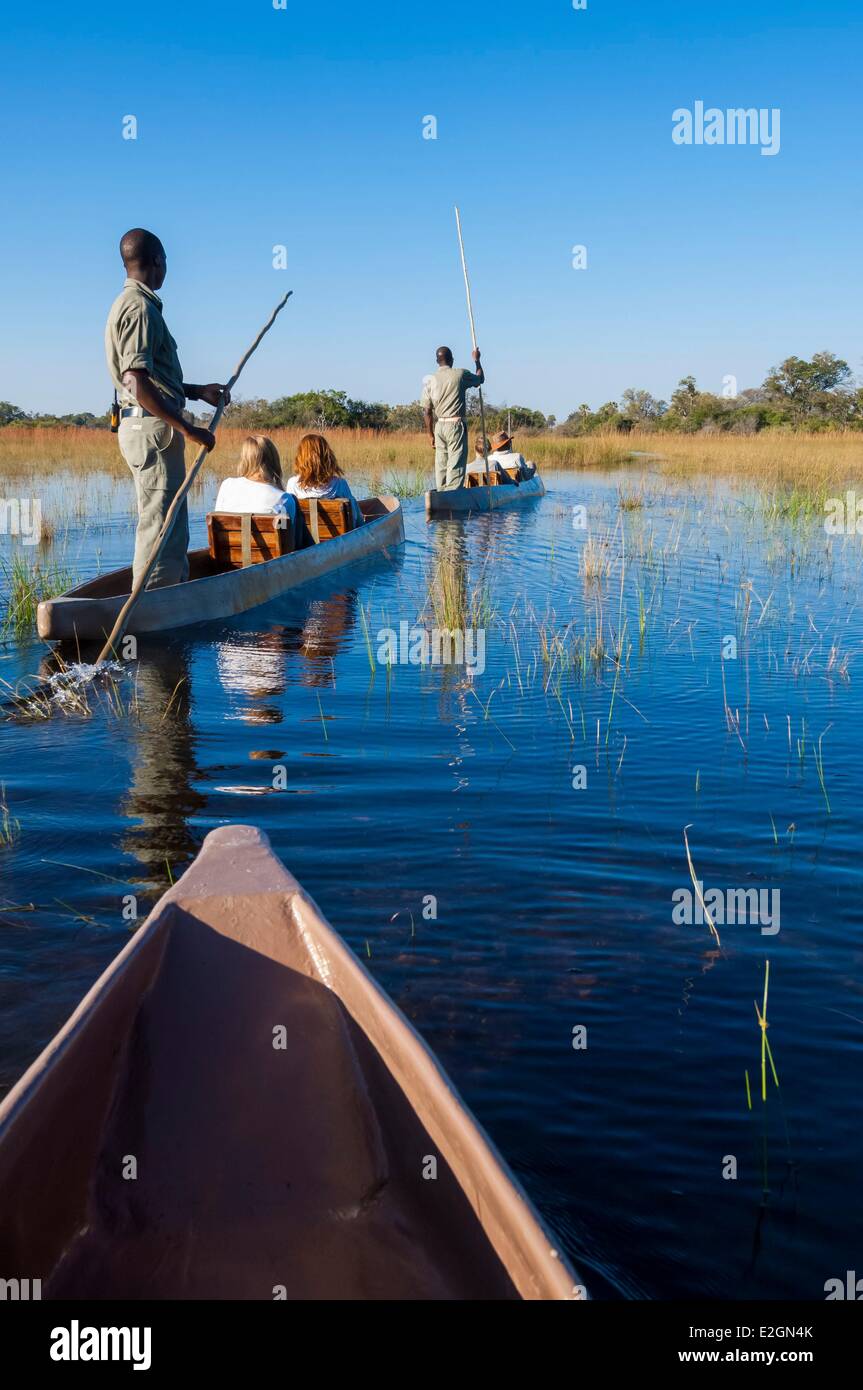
left=1, top=552, right=74, bottom=638
left=0, top=784, right=21, bottom=847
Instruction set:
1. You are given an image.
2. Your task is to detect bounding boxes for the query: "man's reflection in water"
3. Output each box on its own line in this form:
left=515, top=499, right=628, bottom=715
left=215, top=590, right=359, bottom=721
left=120, top=641, right=206, bottom=899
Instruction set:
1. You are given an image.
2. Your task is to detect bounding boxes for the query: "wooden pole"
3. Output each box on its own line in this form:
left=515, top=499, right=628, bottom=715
left=95, top=291, right=293, bottom=665
left=454, top=207, right=492, bottom=490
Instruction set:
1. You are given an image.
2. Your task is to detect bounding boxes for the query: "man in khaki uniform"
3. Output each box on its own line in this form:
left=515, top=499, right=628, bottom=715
left=421, top=345, right=485, bottom=490
left=105, top=228, right=229, bottom=588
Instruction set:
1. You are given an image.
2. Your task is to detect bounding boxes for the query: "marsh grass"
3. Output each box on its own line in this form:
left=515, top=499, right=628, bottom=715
left=580, top=534, right=613, bottom=584
left=0, top=784, right=20, bottom=847
left=378, top=467, right=427, bottom=499
left=754, top=960, right=780, bottom=1103
left=1, top=552, right=75, bottom=638
left=3, top=424, right=861, bottom=494
left=424, top=554, right=494, bottom=632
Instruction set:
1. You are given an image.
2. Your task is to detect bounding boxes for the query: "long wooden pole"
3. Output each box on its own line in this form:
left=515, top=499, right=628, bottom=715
left=454, top=207, right=492, bottom=489
left=95, top=291, right=293, bottom=665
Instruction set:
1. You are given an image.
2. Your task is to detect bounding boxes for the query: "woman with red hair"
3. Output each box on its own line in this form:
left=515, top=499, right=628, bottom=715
left=285, top=434, right=363, bottom=528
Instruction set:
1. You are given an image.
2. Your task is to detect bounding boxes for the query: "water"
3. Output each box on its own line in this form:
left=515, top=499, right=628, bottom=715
left=1, top=466, right=861, bottom=1300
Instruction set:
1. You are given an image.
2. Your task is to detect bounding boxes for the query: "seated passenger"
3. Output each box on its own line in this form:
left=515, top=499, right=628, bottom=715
left=486, top=429, right=536, bottom=480
left=466, top=431, right=515, bottom=483
left=285, top=434, right=364, bottom=528
left=466, top=433, right=492, bottom=477
left=214, top=435, right=299, bottom=524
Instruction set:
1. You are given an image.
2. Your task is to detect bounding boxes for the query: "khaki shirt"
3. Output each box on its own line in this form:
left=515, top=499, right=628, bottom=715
left=421, top=365, right=481, bottom=420
left=105, top=278, right=185, bottom=410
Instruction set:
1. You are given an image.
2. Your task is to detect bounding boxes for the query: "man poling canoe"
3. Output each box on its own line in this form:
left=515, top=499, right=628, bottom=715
left=421, top=345, right=485, bottom=492
left=104, top=228, right=232, bottom=590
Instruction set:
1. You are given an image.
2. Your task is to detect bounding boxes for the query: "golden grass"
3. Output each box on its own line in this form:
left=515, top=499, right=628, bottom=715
left=0, top=424, right=860, bottom=492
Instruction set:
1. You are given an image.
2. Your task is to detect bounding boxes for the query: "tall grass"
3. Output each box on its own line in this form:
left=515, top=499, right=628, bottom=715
left=1, top=552, right=75, bottom=638
left=2, top=423, right=861, bottom=491
left=0, top=784, right=20, bottom=847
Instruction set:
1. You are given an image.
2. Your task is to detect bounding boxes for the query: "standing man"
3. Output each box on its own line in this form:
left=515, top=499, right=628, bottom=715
left=421, top=345, right=485, bottom=491
left=105, top=228, right=230, bottom=588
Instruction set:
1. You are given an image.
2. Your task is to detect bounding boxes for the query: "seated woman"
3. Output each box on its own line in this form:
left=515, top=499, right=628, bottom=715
left=285, top=434, right=364, bottom=528
left=466, top=432, right=515, bottom=483
left=214, top=435, right=299, bottom=524
left=486, top=429, right=536, bottom=480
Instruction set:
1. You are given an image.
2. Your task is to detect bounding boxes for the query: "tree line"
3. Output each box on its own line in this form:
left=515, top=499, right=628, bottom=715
left=2, top=352, right=859, bottom=435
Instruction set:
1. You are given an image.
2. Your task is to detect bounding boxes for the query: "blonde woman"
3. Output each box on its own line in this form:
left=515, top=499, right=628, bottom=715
left=285, top=434, right=363, bottom=528
left=214, top=436, right=299, bottom=526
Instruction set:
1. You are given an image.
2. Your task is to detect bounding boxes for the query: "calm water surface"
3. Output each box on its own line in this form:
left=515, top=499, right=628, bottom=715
left=1, top=465, right=861, bottom=1300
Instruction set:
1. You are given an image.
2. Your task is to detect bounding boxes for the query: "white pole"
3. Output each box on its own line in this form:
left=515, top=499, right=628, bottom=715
left=454, top=207, right=491, bottom=488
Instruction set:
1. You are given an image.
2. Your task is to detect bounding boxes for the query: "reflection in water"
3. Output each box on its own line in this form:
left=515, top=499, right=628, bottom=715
left=216, top=589, right=360, bottom=722
left=6, top=478, right=862, bottom=1299
left=425, top=523, right=471, bottom=711
left=120, top=643, right=206, bottom=892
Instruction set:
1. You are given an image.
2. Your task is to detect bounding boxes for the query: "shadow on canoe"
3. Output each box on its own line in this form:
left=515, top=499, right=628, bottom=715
left=0, top=825, right=585, bottom=1301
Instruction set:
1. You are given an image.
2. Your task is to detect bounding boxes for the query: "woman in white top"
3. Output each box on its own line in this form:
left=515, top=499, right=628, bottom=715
left=214, top=435, right=299, bottom=528
left=285, top=434, right=364, bottom=529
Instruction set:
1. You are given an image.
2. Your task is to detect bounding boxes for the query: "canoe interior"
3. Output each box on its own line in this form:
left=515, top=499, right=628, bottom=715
left=67, top=497, right=394, bottom=602
left=0, top=827, right=580, bottom=1300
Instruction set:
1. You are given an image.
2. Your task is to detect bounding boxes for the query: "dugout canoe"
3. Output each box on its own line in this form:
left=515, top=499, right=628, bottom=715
left=425, top=474, right=545, bottom=518
left=36, top=497, right=404, bottom=643
left=0, top=825, right=585, bottom=1301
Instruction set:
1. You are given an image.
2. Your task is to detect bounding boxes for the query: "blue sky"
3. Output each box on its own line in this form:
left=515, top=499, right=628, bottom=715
left=1, top=0, right=860, bottom=419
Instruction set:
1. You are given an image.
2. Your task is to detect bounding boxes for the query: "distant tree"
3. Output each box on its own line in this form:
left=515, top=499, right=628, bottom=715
left=223, top=397, right=277, bottom=430
left=669, top=376, right=698, bottom=421
left=483, top=404, right=548, bottom=433
left=620, top=388, right=667, bottom=425
left=763, top=351, right=853, bottom=422
left=346, top=398, right=389, bottom=430
left=266, top=390, right=354, bottom=430
left=0, top=401, right=28, bottom=425
left=386, top=401, right=425, bottom=431
left=556, top=401, right=624, bottom=435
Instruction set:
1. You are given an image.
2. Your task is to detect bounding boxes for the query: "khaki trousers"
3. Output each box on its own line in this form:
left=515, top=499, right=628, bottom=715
left=434, top=419, right=468, bottom=490
left=119, top=417, right=190, bottom=588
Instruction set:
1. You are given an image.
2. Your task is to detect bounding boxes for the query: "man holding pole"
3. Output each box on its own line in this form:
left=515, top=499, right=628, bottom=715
left=421, top=345, right=485, bottom=491
left=105, top=228, right=230, bottom=588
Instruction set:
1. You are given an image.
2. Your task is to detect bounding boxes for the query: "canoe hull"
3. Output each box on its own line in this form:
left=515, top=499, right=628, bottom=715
left=0, top=826, right=584, bottom=1301
left=37, top=497, right=404, bottom=642
left=425, top=474, right=545, bottom=517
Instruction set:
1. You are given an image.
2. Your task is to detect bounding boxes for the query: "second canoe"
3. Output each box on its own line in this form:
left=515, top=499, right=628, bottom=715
left=425, top=474, right=545, bottom=518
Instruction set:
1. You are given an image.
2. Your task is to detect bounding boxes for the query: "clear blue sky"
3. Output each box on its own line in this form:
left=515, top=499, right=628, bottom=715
left=1, top=0, right=860, bottom=419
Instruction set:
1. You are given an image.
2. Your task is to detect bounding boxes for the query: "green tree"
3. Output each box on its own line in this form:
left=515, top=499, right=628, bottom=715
left=621, top=388, right=667, bottom=425
left=763, top=351, right=853, bottom=421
